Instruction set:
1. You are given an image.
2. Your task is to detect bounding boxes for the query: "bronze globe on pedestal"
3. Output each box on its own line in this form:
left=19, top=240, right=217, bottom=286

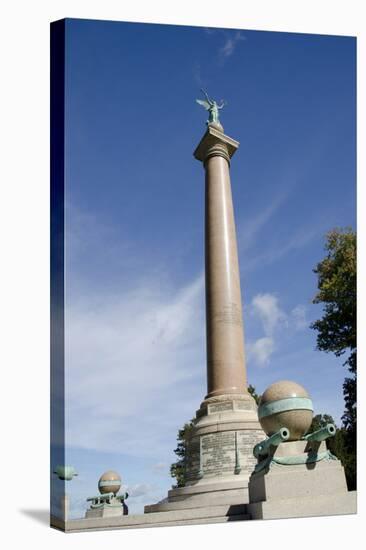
left=258, top=380, right=314, bottom=440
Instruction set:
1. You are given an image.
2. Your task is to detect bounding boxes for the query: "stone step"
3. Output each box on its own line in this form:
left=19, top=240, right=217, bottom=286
left=63, top=506, right=251, bottom=532
left=168, top=491, right=247, bottom=505
left=124, top=514, right=250, bottom=529
left=247, top=491, right=357, bottom=520
left=145, top=498, right=246, bottom=512
left=168, top=478, right=247, bottom=498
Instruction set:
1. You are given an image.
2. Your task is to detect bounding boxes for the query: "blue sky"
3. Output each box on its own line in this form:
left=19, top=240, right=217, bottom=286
left=55, top=19, right=356, bottom=518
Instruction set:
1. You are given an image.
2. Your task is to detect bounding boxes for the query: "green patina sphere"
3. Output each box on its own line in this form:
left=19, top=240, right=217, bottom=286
left=258, top=380, right=314, bottom=441
left=53, top=465, right=77, bottom=481
left=98, top=470, right=121, bottom=495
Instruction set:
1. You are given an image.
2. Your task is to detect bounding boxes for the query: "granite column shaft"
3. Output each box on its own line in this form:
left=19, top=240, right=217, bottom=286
left=195, top=126, right=248, bottom=399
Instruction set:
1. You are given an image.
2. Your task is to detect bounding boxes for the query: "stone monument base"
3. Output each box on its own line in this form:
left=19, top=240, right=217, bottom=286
left=58, top=504, right=250, bottom=532
left=85, top=504, right=124, bottom=519
left=248, top=492, right=357, bottom=520
left=145, top=393, right=264, bottom=514
left=247, top=440, right=357, bottom=520
left=145, top=478, right=250, bottom=513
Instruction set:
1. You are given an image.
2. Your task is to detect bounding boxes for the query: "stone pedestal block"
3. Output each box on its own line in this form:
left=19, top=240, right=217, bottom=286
left=247, top=440, right=357, bottom=520
left=248, top=492, right=357, bottom=520
left=145, top=394, right=264, bottom=513
left=85, top=497, right=124, bottom=519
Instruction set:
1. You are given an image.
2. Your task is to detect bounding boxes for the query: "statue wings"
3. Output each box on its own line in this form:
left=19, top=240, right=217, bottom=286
left=196, top=99, right=211, bottom=110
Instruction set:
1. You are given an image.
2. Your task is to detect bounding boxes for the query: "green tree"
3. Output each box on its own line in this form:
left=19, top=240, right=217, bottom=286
left=170, top=420, right=194, bottom=488
left=309, top=413, right=336, bottom=432
left=311, top=228, right=356, bottom=489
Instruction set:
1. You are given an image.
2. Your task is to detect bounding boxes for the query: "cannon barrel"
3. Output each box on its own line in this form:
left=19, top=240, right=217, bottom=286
left=87, top=492, right=114, bottom=502
left=253, top=427, right=290, bottom=459
left=304, top=423, right=336, bottom=442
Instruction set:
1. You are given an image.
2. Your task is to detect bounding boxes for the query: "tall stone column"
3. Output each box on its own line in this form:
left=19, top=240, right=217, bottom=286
left=196, top=125, right=247, bottom=398
left=145, top=122, right=264, bottom=516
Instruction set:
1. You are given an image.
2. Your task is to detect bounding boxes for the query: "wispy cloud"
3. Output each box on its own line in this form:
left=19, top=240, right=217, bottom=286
left=202, top=27, right=246, bottom=64
left=239, top=190, right=290, bottom=252
left=243, top=226, right=320, bottom=273
left=193, top=62, right=205, bottom=88
left=247, top=293, right=308, bottom=367
left=248, top=336, right=274, bottom=366
left=247, top=293, right=287, bottom=366
left=219, top=31, right=246, bottom=59
left=127, top=483, right=155, bottom=498
left=238, top=182, right=321, bottom=272
left=65, top=272, right=205, bottom=458
left=251, top=293, right=288, bottom=335
left=237, top=138, right=342, bottom=274
left=291, top=304, right=308, bottom=330
left=64, top=202, right=206, bottom=466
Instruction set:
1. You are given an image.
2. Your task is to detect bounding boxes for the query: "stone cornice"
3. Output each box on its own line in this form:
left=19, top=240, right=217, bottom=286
left=194, top=125, right=239, bottom=164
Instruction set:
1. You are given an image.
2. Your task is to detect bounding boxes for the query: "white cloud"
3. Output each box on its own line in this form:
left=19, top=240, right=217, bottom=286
left=243, top=227, right=319, bottom=273
left=248, top=295, right=309, bottom=367
left=239, top=194, right=287, bottom=252
left=251, top=293, right=288, bottom=336
left=247, top=293, right=286, bottom=367
left=203, top=27, right=245, bottom=60
left=291, top=304, right=308, bottom=330
left=64, top=202, right=206, bottom=463
left=220, top=31, right=246, bottom=58
left=65, top=272, right=206, bottom=459
left=127, top=483, right=155, bottom=498
left=247, top=336, right=274, bottom=367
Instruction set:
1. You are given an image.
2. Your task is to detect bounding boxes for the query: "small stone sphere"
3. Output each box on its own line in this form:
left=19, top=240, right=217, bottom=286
left=98, top=470, right=121, bottom=495
left=258, top=380, right=313, bottom=441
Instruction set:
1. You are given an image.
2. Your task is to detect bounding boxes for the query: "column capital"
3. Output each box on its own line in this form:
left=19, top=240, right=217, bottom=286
left=194, top=125, right=240, bottom=164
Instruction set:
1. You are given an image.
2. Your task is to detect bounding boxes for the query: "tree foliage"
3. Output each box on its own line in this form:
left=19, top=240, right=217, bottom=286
left=309, top=413, right=335, bottom=432
left=309, top=413, right=354, bottom=480
left=170, top=420, right=194, bottom=488
left=311, top=228, right=356, bottom=489
left=311, top=228, right=356, bottom=366
left=307, top=413, right=340, bottom=456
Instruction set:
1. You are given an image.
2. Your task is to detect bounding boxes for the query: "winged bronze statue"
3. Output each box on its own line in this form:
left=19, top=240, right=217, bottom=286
left=196, top=89, right=227, bottom=126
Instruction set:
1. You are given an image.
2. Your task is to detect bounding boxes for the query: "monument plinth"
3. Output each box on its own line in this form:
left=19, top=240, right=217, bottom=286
left=85, top=471, right=128, bottom=519
left=247, top=381, right=357, bottom=519
left=145, top=103, right=264, bottom=518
